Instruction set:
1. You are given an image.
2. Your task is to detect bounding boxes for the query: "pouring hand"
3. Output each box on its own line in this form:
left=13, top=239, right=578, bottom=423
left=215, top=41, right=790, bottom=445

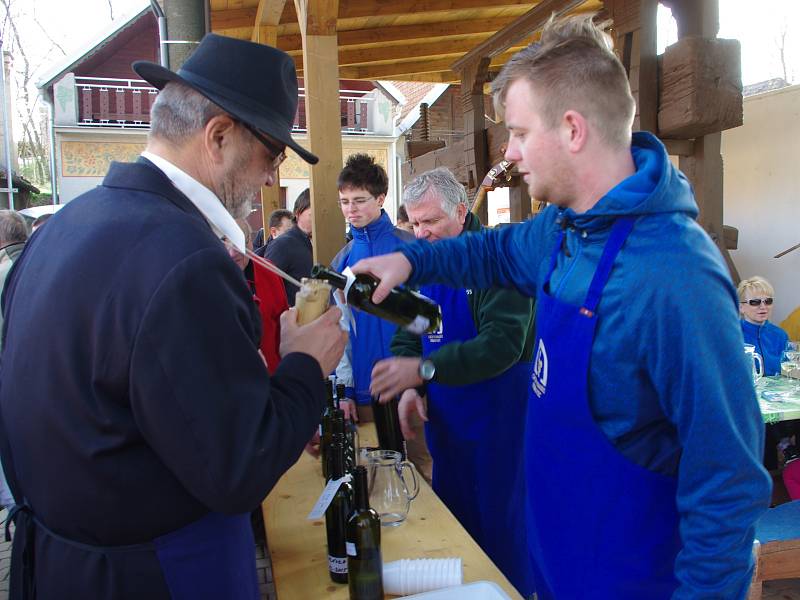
left=350, top=252, right=412, bottom=304
left=398, top=388, right=428, bottom=440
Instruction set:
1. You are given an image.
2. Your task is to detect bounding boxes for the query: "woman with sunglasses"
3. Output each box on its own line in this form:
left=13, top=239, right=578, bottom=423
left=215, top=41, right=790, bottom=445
left=737, top=276, right=789, bottom=376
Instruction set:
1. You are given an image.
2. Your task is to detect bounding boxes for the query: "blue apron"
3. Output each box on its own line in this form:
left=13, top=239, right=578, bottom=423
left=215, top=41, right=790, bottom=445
left=527, top=217, right=681, bottom=598
left=421, top=284, right=535, bottom=597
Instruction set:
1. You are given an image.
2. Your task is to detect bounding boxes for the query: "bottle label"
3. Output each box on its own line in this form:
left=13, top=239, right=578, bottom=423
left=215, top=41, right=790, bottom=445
left=328, top=555, right=348, bottom=574
left=307, top=474, right=352, bottom=520
left=405, top=315, right=431, bottom=335
left=346, top=542, right=357, bottom=556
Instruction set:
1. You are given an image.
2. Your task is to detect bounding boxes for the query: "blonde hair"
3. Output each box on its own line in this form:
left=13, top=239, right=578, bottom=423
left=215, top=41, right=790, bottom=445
left=491, top=14, right=635, bottom=149
left=737, top=276, right=775, bottom=302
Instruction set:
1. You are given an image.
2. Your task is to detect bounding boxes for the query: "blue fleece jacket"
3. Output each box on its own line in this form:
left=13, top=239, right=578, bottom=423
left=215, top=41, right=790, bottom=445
left=332, top=210, right=413, bottom=404
left=741, top=319, right=789, bottom=376
left=399, top=132, right=771, bottom=598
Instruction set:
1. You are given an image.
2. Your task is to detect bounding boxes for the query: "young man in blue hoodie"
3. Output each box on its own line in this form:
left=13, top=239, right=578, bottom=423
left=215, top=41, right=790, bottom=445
left=331, top=154, right=414, bottom=423
left=352, top=15, right=771, bottom=600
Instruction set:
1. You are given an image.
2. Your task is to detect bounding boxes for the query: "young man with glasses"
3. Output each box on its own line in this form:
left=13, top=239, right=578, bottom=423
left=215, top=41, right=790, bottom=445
left=331, top=154, right=414, bottom=425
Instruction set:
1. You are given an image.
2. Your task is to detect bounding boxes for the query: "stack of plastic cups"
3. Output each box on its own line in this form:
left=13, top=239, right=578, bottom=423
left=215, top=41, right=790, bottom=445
left=382, top=557, right=463, bottom=595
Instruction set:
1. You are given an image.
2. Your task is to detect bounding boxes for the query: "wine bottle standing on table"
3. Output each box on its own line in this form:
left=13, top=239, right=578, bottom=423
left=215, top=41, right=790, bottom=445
left=320, top=378, right=337, bottom=480
left=326, top=409, right=356, bottom=476
left=347, top=465, right=383, bottom=600
left=371, top=396, right=406, bottom=458
left=326, top=440, right=353, bottom=584
left=310, top=264, right=442, bottom=335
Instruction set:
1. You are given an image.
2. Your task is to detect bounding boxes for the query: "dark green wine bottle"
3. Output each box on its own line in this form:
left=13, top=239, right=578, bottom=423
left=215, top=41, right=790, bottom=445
left=310, top=264, right=442, bottom=335
left=326, top=409, right=356, bottom=477
left=371, top=396, right=406, bottom=458
left=347, top=465, right=383, bottom=600
left=320, top=379, right=337, bottom=480
left=326, top=441, right=353, bottom=584
left=336, top=383, right=347, bottom=408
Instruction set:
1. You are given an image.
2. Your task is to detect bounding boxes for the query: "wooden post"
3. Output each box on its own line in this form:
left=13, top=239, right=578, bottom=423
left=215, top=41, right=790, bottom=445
left=456, top=56, right=491, bottom=224
left=294, top=0, right=343, bottom=266
left=664, top=0, right=739, bottom=281
left=508, top=176, right=531, bottom=222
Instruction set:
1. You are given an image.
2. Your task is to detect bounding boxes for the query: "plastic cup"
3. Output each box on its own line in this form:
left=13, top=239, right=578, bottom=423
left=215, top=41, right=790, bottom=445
left=383, top=557, right=463, bottom=595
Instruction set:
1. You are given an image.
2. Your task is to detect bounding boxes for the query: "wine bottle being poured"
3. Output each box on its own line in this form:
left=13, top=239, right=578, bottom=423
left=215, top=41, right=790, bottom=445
left=310, top=264, right=441, bottom=335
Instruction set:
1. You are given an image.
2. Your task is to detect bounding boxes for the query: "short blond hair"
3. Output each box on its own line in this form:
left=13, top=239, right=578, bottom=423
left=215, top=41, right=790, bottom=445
left=737, top=276, right=775, bottom=302
left=491, top=14, right=635, bottom=149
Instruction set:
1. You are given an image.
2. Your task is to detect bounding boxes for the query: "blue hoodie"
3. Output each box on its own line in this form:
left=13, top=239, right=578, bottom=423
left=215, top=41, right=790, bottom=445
left=399, top=133, right=771, bottom=598
left=741, top=319, right=789, bottom=376
left=332, top=210, right=413, bottom=404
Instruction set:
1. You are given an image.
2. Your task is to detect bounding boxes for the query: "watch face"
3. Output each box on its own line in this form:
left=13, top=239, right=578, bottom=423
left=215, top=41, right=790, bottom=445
left=420, top=360, right=435, bottom=380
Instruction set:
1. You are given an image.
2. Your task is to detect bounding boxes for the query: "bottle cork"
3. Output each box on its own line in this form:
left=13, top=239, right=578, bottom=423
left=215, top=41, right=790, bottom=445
left=295, top=278, right=332, bottom=325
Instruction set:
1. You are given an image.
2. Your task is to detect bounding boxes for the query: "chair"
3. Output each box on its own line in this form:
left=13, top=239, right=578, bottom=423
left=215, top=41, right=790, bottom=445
left=749, top=500, right=800, bottom=599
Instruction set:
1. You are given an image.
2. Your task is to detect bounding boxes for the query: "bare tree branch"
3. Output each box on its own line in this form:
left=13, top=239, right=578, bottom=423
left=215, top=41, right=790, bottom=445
left=107, top=0, right=114, bottom=21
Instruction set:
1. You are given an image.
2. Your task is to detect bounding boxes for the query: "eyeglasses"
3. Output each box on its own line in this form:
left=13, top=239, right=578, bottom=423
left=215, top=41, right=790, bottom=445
left=233, top=119, right=287, bottom=170
left=741, top=298, right=774, bottom=307
left=338, top=197, right=375, bottom=208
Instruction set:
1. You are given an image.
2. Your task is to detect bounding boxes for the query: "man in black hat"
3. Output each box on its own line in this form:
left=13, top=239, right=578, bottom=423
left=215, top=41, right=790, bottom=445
left=0, top=34, right=345, bottom=599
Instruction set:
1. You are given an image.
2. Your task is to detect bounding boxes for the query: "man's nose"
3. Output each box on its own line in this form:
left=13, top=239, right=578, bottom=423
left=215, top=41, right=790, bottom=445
left=504, top=136, right=520, bottom=162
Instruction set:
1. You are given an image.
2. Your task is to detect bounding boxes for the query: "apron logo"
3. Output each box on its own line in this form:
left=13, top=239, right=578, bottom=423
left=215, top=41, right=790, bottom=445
left=531, top=339, right=548, bottom=397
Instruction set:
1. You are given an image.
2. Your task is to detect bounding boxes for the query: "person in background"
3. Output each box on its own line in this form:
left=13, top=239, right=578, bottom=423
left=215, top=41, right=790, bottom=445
left=0, top=34, right=345, bottom=599
left=370, top=167, right=535, bottom=596
left=395, top=204, right=414, bottom=233
left=228, top=218, right=289, bottom=374
left=31, top=212, right=54, bottom=232
left=254, top=209, right=293, bottom=254
left=738, top=276, right=789, bottom=376
left=262, top=189, right=313, bottom=304
left=331, top=154, right=414, bottom=423
left=351, top=15, right=770, bottom=598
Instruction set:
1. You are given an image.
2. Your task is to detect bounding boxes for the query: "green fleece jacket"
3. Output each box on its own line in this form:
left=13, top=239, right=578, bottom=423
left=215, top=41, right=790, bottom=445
left=390, top=213, right=536, bottom=385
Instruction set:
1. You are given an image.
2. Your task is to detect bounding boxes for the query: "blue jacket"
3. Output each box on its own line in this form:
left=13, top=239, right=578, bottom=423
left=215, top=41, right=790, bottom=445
left=399, top=132, right=771, bottom=598
left=741, top=319, right=789, bottom=376
left=332, top=210, right=413, bottom=404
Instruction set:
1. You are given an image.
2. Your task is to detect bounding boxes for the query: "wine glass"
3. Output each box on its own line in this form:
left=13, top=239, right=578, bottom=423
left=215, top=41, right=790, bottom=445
left=781, top=341, right=800, bottom=390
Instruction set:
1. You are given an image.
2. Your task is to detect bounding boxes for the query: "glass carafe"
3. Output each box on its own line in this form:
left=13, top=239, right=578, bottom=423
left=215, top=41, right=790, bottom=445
left=744, top=344, right=764, bottom=384
left=366, top=450, right=419, bottom=527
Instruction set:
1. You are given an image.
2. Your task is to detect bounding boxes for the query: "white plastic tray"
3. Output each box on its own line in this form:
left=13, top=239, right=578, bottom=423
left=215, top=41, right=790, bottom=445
left=403, top=581, right=512, bottom=599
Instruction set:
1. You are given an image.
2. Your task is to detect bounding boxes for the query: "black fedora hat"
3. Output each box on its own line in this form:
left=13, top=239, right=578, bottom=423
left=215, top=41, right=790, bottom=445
left=133, top=33, right=317, bottom=164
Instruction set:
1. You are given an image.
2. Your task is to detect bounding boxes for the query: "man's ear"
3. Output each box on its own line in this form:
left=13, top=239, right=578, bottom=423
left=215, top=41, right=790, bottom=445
left=562, top=110, right=589, bottom=154
left=375, top=193, right=386, bottom=208
left=204, top=115, right=238, bottom=164
left=456, top=202, right=467, bottom=225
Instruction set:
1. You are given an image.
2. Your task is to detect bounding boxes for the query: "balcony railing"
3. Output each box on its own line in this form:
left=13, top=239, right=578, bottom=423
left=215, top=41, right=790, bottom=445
left=71, top=77, right=383, bottom=135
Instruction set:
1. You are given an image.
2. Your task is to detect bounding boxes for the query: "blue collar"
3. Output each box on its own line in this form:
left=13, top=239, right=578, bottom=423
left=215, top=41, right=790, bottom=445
left=351, top=210, right=395, bottom=241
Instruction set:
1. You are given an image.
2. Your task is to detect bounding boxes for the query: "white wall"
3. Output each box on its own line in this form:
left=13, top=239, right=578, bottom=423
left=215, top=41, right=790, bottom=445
left=722, top=84, right=800, bottom=323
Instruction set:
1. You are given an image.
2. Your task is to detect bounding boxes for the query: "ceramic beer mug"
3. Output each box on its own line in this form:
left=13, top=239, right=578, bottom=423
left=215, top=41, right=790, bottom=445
left=366, top=450, right=419, bottom=526
left=744, top=344, right=764, bottom=384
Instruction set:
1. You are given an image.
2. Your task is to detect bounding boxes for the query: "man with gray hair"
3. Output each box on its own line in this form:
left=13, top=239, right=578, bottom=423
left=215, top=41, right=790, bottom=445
left=0, top=209, right=28, bottom=319
left=370, top=167, right=536, bottom=596
left=0, top=35, right=345, bottom=599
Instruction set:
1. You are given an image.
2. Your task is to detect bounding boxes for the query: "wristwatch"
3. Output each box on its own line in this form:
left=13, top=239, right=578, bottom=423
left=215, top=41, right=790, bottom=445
left=418, top=359, right=436, bottom=382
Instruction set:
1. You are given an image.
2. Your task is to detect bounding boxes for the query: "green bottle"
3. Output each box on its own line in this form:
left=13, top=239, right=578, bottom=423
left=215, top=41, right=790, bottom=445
left=347, top=465, right=383, bottom=599
left=310, top=264, right=442, bottom=335
left=326, top=409, right=355, bottom=478
left=371, top=396, right=406, bottom=458
left=320, top=379, right=337, bottom=479
left=325, top=441, right=353, bottom=584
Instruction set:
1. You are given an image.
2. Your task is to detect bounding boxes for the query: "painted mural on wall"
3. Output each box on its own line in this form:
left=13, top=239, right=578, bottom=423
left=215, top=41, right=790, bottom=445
left=62, top=141, right=146, bottom=177
left=280, top=144, right=389, bottom=180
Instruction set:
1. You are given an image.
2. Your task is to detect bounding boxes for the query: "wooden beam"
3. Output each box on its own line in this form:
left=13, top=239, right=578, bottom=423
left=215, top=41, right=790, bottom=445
left=451, top=0, right=586, bottom=71
left=329, top=36, right=502, bottom=66
left=294, top=0, right=343, bottom=266
left=212, top=1, right=531, bottom=30
left=251, top=0, right=287, bottom=44
left=662, top=138, right=695, bottom=157
left=334, top=49, right=517, bottom=81
left=278, top=16, right=523, bottom=53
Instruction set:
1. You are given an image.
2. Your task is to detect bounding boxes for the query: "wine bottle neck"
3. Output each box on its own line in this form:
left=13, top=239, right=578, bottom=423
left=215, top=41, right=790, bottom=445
left=330, top=442, right=346, bottom=479
left=310, top=264, right=347, bottom=290
left=353, top=467, right=370, bottom=509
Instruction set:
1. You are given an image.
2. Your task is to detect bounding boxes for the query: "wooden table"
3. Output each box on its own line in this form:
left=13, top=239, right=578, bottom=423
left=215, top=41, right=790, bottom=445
left=758, top=376, right=800, bottom=424
left=262, top=424, right=522, bottom=599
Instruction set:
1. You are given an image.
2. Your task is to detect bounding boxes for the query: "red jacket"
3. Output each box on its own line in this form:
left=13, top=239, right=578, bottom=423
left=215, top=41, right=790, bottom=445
left=248, top=259, right=289, bottom=374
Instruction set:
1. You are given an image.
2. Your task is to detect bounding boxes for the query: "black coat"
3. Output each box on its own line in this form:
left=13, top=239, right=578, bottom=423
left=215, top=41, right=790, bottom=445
left=0, top=158, right=324, bottom=598
left=261, top=224, right=312, bottom=304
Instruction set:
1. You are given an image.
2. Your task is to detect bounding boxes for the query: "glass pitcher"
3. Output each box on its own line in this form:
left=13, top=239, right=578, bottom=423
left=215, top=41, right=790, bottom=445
left=366, top=449, right=419, bottom=527
left=744, top=344, right=764, bottom=384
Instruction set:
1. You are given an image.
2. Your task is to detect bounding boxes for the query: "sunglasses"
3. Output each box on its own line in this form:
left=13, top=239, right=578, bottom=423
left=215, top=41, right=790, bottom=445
left=741, top=298, right=774, bottom=307
left=233, top=119, right=287, bottom=170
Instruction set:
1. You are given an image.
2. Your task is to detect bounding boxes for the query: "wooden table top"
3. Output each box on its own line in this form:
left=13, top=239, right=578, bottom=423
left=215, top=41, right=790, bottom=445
left=261, top=424, right=522, bottom=599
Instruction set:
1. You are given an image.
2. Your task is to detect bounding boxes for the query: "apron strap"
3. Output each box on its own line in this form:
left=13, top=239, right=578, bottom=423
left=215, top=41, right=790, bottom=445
left=581, top=217, right=637, bottom=316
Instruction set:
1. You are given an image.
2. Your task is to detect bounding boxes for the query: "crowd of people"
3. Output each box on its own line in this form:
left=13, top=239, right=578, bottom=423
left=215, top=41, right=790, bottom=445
left=0, top=13, right=796, bottom=600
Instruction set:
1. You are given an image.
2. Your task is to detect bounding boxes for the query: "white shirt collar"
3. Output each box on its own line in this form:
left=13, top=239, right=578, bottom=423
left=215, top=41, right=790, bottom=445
left=141, top=151, right=245, bottom=253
